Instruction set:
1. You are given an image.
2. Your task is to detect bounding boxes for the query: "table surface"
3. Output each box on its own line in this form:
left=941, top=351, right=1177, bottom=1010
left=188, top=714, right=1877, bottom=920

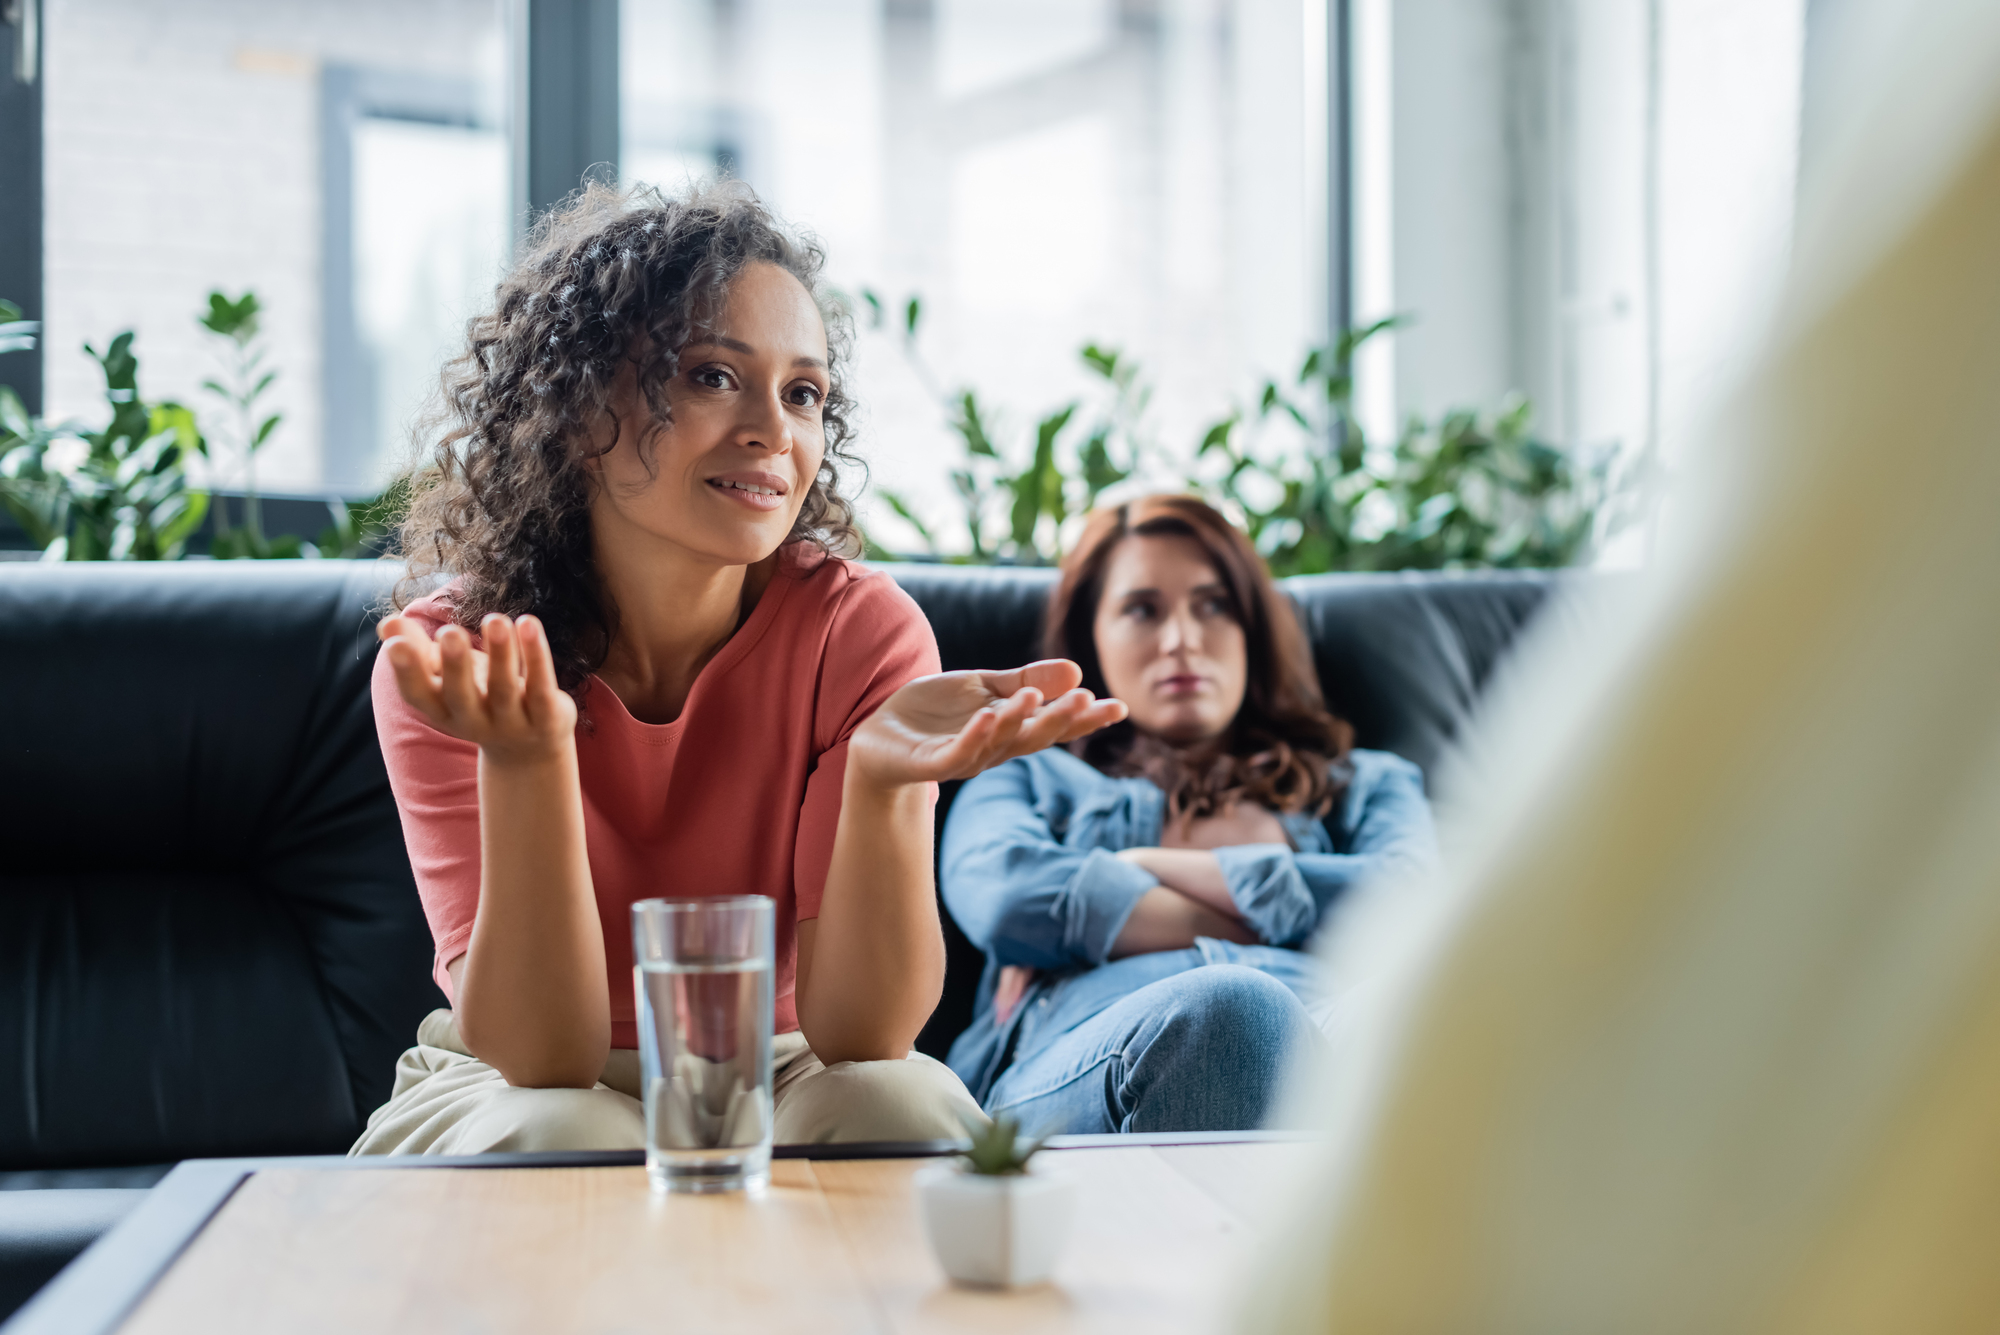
left=98, top=1141, right=1318, bottom=1335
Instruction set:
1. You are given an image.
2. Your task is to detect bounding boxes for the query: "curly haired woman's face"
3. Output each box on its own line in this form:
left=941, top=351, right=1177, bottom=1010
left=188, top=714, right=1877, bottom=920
left=590, top=261, right=830, bottom=567
left=1092, top=534, right=1248, bottom=746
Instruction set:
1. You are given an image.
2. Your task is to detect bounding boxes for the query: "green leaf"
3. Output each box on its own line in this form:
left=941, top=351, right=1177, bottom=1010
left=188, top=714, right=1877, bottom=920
left=0, top=385, right=30, bottom=439
left=1196, top=415, right=1238, bottom=458
left=0, top=480, right=58, bottom=549
left=200, top=290, right=262, bottom=343
left=1332, top=314, right=1405, bottom=368
left=948, top=468, right=990, bottom=560
left=1033, top=403, right=1075, bottom=458
left=1036, top=404, right=1074, bottom=528
left=1008, top=465, right=1042, bottom=551
left=0, top=299, right=37, bottom=356
left=252, top=413, right=282, bottom=449
left=87, top=332, right=139, bottom=396
left=860, top=289, right=884, bottom=328
left=878, top=488, right=937, bottom=550
left=69, top=521, right=106, bottom=562
left=1080, top=344, right=1119, bottom=380
left=149, top=402, right=206, bottom=459
left=1259, top=382, right=1310, bottom=431
left=1336, top=425, right=1365, bottom=476
left=904, top=296, right=921, bottom=338
left=315, top=496, right=357, bottom=558
left=1081, top=426, right=1129, bottom=500
left=250, top=369, right=278, bottom=400
left=155, top=489, right=210, bottom=558
left=956, top=1109, right=1048, bottom=1175
left=953, top=391, right=997, bottom=457
left=1002, top=404, right=1073, bottom=556
left=84, top=332, right=150, bottom=449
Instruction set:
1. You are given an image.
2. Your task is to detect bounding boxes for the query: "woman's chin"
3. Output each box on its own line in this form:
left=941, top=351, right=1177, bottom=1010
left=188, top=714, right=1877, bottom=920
left=654, top=513, right=797, bottom=569
left=1134, top=716, right=1228, bottom=750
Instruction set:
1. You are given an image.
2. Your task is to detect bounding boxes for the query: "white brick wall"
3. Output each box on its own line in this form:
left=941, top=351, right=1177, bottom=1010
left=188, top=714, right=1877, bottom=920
left=42, top=0, right=503, bottom=492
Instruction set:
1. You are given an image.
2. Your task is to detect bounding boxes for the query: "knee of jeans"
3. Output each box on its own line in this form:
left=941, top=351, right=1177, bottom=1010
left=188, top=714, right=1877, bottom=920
left=1152, top=965, right=1311, bottom=1055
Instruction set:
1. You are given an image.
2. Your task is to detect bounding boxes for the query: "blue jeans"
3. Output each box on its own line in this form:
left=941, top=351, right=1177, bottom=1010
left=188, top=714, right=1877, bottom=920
left=982, top=944, right=1322, bottom=1135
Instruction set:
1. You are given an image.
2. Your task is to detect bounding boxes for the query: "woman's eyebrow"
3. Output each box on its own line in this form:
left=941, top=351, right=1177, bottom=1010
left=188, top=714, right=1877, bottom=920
left=684, top=335, right=827, bottom=370
left=685, top=335, right=754, bottom=354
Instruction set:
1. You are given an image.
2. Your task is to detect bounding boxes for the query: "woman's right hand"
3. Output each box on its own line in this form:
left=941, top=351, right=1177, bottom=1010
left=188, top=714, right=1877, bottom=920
left=377, top=613, right=578, bottom=765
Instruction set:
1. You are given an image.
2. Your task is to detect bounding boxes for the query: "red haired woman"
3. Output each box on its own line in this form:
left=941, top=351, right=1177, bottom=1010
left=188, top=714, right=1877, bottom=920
left=942, top=496, right=1437, bottom=1133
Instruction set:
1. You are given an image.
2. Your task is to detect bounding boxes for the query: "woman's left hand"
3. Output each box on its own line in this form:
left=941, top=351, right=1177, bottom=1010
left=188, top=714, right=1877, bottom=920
left=848, top=659, right=1127, bottom=789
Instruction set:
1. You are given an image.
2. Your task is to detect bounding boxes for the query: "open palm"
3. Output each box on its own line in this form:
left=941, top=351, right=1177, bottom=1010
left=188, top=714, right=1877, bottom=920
left=377, top=612, right=578, bottom=765
left=848, top=659, right=1127, bottom=788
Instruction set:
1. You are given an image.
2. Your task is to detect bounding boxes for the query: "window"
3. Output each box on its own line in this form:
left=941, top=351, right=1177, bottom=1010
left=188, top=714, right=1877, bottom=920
left=1347, top=0, right=1807, bottom=562
left=323, top=63, right=509, bottom=490
left=41, top=0, right=509, bottom=496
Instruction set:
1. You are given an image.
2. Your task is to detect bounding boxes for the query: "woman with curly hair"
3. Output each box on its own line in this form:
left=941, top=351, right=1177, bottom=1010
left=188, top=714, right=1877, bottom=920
left=351, top=181, right=1124, bottom=1154
left=942, top=495, right=1438, bottom=1134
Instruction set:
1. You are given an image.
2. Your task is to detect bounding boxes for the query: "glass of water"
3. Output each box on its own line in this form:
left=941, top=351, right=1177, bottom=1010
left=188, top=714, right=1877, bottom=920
left=631, top=896, right=776, bottom=1194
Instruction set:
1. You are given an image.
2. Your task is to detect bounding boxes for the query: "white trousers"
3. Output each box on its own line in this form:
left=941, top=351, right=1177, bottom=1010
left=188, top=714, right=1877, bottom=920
left=349, top=1009, right=983, bottom=1155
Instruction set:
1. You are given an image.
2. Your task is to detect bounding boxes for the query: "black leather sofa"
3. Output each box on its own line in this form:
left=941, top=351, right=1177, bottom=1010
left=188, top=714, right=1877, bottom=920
left=0, top=558, right=1553, bottom=1319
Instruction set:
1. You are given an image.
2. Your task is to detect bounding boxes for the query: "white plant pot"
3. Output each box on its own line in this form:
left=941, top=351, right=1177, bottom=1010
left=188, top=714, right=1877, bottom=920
left=914, top=1161, right=1078, bottom=1288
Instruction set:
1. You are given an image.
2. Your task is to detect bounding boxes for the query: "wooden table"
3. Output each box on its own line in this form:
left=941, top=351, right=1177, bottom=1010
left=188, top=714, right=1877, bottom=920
left=6, top=1137, right=1320, bottom=1335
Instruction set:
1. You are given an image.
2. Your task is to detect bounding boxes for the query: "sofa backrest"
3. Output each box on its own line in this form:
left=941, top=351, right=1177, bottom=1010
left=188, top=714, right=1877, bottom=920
left=0, top=562, right=440, bottom=1171
left=0, top=559, right=1552, bottom=1169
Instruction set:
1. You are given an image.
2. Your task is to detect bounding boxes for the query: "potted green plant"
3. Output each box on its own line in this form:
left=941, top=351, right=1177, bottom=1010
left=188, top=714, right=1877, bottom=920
left=914, top=1113, right=1077, bottom=1288
left=0, top=320, right=210, bottom=561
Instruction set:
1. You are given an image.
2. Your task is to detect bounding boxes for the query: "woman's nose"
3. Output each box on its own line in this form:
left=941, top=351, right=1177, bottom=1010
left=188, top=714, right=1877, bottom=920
left=739, top=390, right=792, bottom=453
left=1159, top=609, right=1200, bottom=654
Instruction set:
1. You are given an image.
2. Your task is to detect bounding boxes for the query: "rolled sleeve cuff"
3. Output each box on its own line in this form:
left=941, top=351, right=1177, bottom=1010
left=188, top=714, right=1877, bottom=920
left=1213, top=843, right=1317, bottom=946
left=1059, top=849, right=1160, bottom=964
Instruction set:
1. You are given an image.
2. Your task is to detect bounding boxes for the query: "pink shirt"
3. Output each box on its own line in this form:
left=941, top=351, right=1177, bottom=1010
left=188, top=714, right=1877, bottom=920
left=373, top=545, right=940, bottom=1045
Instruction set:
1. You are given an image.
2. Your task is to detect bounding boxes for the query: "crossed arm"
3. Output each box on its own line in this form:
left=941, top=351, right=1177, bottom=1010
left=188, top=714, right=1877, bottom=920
left=1107, top=852, right=1258, bottom=956
left=381, top=611, right=1125, bottom=1087
left=945, top=752, right=1437, bottom=983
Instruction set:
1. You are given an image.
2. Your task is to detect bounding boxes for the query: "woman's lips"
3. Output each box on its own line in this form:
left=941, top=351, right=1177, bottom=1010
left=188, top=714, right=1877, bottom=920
left=1155, top=674, right=1207, bottom=697
left=706, top=474, right=788, bottom=512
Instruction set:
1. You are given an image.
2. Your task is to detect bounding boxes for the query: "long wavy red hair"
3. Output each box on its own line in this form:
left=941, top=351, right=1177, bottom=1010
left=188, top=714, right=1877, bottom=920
left=1045, top=495, right=1354, bottom=822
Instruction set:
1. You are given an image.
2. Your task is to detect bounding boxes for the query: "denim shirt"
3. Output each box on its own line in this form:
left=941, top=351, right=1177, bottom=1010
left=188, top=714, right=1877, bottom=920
left=940, top=746, right=1437, bottom=1099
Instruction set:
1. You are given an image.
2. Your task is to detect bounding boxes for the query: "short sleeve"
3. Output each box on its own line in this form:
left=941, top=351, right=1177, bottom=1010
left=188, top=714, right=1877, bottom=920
left=371, top=610, right=481, bottom=1000
left=791, top=570, right=942, bottom=922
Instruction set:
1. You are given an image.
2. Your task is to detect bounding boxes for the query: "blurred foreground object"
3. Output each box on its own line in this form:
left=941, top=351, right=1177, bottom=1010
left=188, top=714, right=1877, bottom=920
left=1246, top=0, right=2000, bottom=1331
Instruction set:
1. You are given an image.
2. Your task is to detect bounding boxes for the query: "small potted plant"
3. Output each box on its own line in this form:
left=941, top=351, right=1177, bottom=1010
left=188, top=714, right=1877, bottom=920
left=915, top=1112, right=1077, bottom=1288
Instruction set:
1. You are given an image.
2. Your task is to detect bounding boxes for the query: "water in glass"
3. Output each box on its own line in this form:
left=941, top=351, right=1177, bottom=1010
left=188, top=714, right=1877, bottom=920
left=635, top=954, right=775, bottom=1193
